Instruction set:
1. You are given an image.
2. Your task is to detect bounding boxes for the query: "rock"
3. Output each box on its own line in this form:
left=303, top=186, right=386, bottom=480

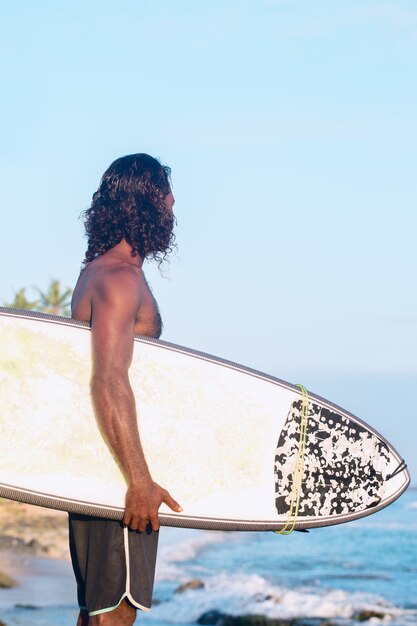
left=0, top=535, right=26, bottom=552
left=26, top=538, right=48, bottom=553
left=197, top=610, right=226, bottom=625
left=176, top=578, right=205, bottom=593
left=354, top=609, right=387, bottom=622
left=197, top=614, right=343, bottom=626
left=0, top=569, right=18, bottom=588
left=222, top=617, right=295, bottom=626
left=197, top=614, right=300, bottom=626
left=294, top=617, right=340, bottom=626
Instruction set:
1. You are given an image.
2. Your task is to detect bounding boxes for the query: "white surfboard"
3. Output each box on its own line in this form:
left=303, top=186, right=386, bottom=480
left=0, top=307, right=410, bottom=531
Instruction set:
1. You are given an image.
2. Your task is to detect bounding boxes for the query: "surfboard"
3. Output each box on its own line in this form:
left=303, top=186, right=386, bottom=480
left=0, top=307, right=410, bottom=531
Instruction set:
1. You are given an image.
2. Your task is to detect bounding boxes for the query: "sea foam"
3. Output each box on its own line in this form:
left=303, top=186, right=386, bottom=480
left=147, top=570, right=413, bottom=623
left=156, top=529, right=230, bottom=581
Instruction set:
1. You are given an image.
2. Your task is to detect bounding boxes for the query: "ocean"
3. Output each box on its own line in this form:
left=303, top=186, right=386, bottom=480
left=0, top=488, right=416, bottom=626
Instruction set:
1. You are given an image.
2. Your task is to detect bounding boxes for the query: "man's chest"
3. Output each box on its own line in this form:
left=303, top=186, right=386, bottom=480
left=134, top=286, right=162, bottom=338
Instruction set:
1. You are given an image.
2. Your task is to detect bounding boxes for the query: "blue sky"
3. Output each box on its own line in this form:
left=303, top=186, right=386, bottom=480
left=1, top=1, right=416, bottom=476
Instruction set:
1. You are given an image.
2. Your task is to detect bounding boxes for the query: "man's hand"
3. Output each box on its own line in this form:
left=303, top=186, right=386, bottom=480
left=123, top=480, right=183, bottom=532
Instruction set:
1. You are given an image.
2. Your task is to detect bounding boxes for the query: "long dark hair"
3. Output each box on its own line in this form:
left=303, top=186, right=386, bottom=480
left=82, top=153, right=175, bottom=265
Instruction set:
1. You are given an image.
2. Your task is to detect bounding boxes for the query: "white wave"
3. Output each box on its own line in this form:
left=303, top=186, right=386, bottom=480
left=407, top=501, right=417, bottom=509
left=149, top=571, right=413, bottom=623
left=156, top=529, right=230, bottom=581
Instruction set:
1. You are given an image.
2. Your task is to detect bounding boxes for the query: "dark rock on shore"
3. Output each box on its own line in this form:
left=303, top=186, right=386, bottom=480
left=0, top=534, right=49, bottom=555
left=354, top=609, right=387, bottom=621
left=176, top=578, right=205, bottom=593
left=0, top=535, right=26, bottom=552
left=198, top=612, right=283, bottom=626
left=197, top=613, right=340, bottom=626
left=26, top=538, right=47, bottom=552
left=221, top=616, right=300, bottom=626
left=198, top=610, right=225, bottom=625
left=0, top=568, right=18, bottom=588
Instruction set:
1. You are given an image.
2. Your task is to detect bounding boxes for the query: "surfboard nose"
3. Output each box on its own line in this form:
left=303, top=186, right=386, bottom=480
left=275, top=397, right=410, bottom=526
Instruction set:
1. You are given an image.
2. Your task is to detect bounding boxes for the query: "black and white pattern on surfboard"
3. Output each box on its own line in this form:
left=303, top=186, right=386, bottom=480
left=275, top=401, right=390, bottom=517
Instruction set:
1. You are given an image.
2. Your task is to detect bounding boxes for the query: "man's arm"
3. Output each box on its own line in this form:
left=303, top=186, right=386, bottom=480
left=89, top=269, right=182, bottom=532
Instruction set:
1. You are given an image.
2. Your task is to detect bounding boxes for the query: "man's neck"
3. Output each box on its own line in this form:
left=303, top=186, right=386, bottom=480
left=106, top=239, right=144, bottom=269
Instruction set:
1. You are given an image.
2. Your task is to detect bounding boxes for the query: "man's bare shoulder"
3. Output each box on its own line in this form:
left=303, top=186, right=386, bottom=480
left=90, top=262, right=143, bottom=306
left=72, top=260, right=143, bottom=321
left=91, top=262, right=140, bottom=288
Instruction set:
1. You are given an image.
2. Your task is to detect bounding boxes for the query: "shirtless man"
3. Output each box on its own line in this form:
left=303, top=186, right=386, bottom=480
left=70, top=154, right=182, bottom=626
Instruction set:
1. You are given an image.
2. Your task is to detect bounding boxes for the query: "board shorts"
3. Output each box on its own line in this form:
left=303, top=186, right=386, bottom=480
left=68, top=514, right=159, bottom=617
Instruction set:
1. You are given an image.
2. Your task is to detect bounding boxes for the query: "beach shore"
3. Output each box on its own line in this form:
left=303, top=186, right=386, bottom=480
left=0, top=499, right=69, bottom=585
left=0, top=499, right=77, bottom=624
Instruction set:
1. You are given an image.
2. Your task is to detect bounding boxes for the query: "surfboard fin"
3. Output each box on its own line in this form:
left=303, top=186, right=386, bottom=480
left=386, top=460, right=408, bottom=481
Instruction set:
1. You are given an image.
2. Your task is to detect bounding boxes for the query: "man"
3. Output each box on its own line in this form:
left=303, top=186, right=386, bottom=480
left=70, top=153, right=182, bottom=626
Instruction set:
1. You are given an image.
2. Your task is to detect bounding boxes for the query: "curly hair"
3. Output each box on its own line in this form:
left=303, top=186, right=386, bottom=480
left=82, top=154, right=175, bottom=266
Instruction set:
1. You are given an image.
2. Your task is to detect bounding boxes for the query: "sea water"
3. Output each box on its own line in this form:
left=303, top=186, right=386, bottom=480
left=0, top=488, right=416, bottom=626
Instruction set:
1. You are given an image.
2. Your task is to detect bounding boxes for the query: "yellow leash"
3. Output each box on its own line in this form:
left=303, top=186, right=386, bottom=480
left=275, top=384, right=309, bottom=535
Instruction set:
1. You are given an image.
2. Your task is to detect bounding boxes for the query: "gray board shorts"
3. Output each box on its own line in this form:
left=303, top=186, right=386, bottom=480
left=68, top=514, right=159, bottom=617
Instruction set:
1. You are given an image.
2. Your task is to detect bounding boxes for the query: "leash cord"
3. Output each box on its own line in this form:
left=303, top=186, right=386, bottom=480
left=275, top=384, right=309, bottom=535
